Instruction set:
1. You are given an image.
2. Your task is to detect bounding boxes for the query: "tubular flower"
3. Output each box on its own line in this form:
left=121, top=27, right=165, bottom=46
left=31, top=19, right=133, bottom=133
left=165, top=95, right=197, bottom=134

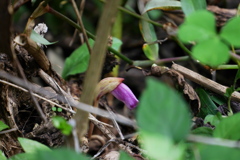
left=94, top=77, right=139, bottom=109
left=111, top=83, right=139, bottom=110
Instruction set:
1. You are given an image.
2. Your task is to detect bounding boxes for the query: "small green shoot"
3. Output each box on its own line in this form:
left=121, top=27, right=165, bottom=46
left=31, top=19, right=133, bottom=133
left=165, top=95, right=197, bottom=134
left=52, top=106, right=57, bottom=112
left=52, top=116, right=72, bottom=135
left=57, top=108, right=62, bottom=112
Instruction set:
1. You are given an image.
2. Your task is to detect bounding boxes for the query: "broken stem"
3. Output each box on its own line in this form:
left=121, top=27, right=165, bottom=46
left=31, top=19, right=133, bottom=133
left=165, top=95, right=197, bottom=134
left=171, top=63, right=240, bottom=102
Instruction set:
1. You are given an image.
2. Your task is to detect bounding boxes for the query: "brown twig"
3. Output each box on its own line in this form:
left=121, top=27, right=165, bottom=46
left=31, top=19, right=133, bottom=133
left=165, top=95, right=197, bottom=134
left=207, top=5, right=237, bottom=27
left=0, top=79, right=75, bottom=114
left=103, top=102, right=124, bottom=140
left=0, top=128, right=18, bottom=135
left=13, top=0, right=30, bottom=12
left=0, top=70, right=136, bottom=126
left=70, top=0, right=91, bottom=53
left=187, top=134, right=240, bottom=148
left=171, top=63, right=240, bottom=102
left=11, top=47, right=47, bottom=123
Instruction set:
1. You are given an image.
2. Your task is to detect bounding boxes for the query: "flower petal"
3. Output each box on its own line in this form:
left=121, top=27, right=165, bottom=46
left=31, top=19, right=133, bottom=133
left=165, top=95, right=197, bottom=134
left=94, top=77, right=124, bottom=101
left=111, top=83, right=139, bottom=109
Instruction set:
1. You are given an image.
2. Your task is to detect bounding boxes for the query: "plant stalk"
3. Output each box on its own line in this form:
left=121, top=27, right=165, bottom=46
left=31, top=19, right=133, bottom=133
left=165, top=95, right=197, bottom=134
left=71, top=0, right=122, bottom=144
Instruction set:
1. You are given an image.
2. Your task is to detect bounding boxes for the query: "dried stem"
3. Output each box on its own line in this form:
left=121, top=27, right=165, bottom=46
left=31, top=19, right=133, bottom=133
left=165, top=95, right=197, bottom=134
left=0, top=70, right=136, bottom=127
left=103, top=103, right=124, bottom=140
left=171, top=63, right=240, bottom=102
left=12, top=51, right=47, bottom=123
left=70, top=0, right=91, bottom=53
left=0, top=79, right=75, bottom=114
left=187, top=134, right=240, bottom=148
left=0, top=128, right=18, bottom=135
left=14, top=34, right=51, bottom=73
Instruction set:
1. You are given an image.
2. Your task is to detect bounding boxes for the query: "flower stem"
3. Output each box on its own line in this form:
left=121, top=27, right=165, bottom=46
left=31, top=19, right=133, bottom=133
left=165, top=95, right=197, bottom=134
left=215, top=65, right=239, bottom=70
left=133, top=56, right=189, bottom=67
left=173, top=36, right=192, bottom=55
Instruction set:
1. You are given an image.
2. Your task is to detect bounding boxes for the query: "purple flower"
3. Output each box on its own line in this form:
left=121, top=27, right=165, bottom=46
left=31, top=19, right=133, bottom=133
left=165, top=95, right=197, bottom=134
left=94, top=77, right=139, bottom=109
left=111, top=83, right=139, bottom=110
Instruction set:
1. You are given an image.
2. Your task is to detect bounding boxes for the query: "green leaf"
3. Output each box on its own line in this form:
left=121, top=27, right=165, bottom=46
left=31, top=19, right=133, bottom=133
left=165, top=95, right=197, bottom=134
left=224, top=86, right=234, bottom=97
left=178, top=10, right=216, bottom=43
left=57, top=108, right=62, bottom=112
left=140, top=132, right=185, bottom=160
left=140, top=13, right=158, bottom=43
left=111, top=37, right=122, bottom=51
left=196, top=88, right=218, bottom=118
left=220, top=17, right=240, bottom=47
left=191, top=127, right=213, bottom=136
left=112, top=10, right=122, bottom=39
left=137, top=78, right=191, bottom=142
left=213, top=112, right=240, bottom=140
left=143, top=0, right=181, bottom=13
left=18, top=137, right=51, bottom=154
left=204, top=114, right=222, bottom=127
left=181, top=0, right=207, bottom=16
left=62, top=39, right=94, bottom=79
left=208, top=92, right=226, bottom=105
left=52, top=116, right=72, bottom=135
left=9, top=153, right=34, bottom=160
left=197, top=144, right=240, bottom=160
left=148, top=10, right=162, bottom=20
left=119, top=151, right=135, bottom=160
left=33, top=148, right=90, bottom=160
left=142, top=43, right=158, bottom=60
left=234, top=69, right=240, bottom=84
left=30, top=30, right=57, bottom=45
left=0, top=121, right=9, bottom=131
left=192, top=37, right=230, bottom=67
left=52, top=107, right=57, bottom=111
left=0, top=150, right=7, bottom=160
left=140, top=13, right=159, bottom=60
